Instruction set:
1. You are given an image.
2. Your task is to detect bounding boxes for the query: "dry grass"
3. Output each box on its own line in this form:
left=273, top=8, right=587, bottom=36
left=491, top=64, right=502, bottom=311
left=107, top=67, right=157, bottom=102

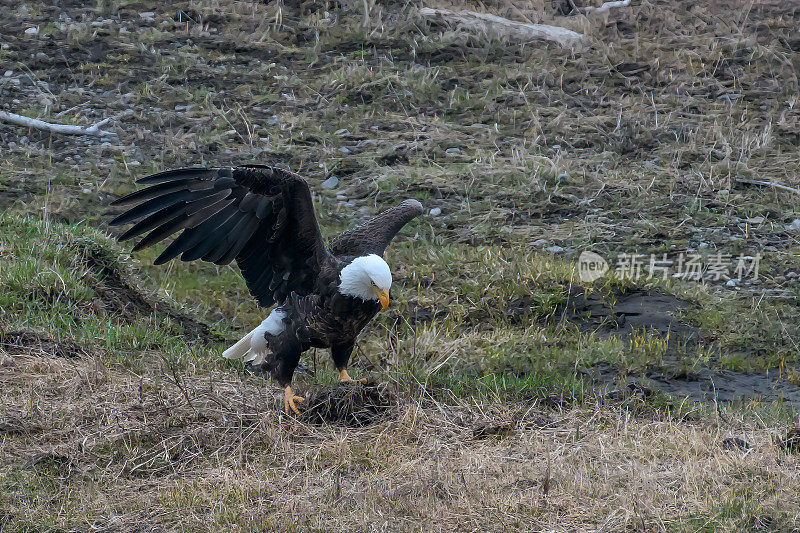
left=2, top=351, right=799, bottom=531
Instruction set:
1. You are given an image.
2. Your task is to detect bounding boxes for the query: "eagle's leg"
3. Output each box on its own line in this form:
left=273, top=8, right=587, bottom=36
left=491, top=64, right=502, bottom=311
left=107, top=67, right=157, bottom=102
left=273, top=334, right=306, bottom=415
left=283, top=385, right=304, bottom=415
left=332, top=343, right=366, bottom=383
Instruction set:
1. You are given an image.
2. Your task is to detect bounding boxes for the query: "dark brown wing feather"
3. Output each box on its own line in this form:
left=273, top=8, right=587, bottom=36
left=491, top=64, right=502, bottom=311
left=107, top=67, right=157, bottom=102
left=328, top=199, right=424, bottom=257
left=110, top=165, right=330, bottom=307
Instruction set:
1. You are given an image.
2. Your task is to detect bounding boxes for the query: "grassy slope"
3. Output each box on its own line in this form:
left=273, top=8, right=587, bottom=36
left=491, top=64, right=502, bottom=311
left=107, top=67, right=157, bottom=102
left=1, top=0, right=800, bottom=530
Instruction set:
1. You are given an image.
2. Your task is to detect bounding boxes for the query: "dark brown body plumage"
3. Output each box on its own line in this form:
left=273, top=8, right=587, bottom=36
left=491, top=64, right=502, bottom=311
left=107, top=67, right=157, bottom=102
left=110, top=165, right=423, bottom=388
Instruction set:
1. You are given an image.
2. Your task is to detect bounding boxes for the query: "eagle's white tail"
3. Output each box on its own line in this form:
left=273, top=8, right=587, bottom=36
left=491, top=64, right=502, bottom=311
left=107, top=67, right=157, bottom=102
left=222, top=308, right=287, bottom=366
left=222, top=331, right=255, bottom=360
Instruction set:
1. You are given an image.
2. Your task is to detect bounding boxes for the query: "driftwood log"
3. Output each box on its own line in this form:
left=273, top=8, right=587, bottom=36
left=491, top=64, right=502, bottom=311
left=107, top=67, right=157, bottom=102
left=0, top=111, right=117, bottom=137
left=419, top=7, right=585, bottom=48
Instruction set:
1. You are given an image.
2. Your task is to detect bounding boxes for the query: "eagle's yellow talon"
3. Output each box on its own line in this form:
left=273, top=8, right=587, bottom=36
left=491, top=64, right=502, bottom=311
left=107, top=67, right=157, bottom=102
left=339, top=369, right=366, bottom=383
left=284, top=386, right=304, bottom=415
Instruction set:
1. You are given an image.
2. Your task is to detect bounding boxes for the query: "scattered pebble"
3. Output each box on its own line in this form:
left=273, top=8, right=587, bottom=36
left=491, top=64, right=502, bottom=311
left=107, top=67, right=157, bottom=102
left=773, top=275, right=786, bottom=284
left=429, top=207, right=441, bottom=216
left=531, top=239, right=548, bottom=247
left=557, top=172, right=570, bottom=183
left=786, top=219, right=800, bottom=232
left=717, top=189, right=729, bottom=196
left=726, top=279, right=738, bottom=287
left=333, top=128, right=350, bottom=136
left=786, top=272, right=798, bottom=279
left=24, top=27, right=39, bottom=35
left=3, top=70, right=11, bottom=77
left=445, top=147, right=461, bottom=156
left=547, top=245, right=565, bottom=253
left=320, top=176, right=339, bottom=189
left=338, top=146, right=351, bottom=154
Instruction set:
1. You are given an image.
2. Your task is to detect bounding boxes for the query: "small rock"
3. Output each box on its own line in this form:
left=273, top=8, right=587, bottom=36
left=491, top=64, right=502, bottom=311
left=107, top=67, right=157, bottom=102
left=24, top=27, right=39, bottom=35
left=81, top=188, right=92, bottom=194
left=698, top=242, right=709, bottom=249
left=531, top=239, right=548, bottom=247
left=335, top=194, right=347, bottom=201
left=338, top=146, right=351, bottom=154
left=786, top=272, right=798, bottom=279
left=2, top=70, right=11, bottom=77
left=786, top=219, right=800, bottom=232
left=445, top=147, right=461, bottom=156
left=726, top=279, right=738, bottom=287
left=717, top=189, right=729, bottom=196
left=773, top=275, right=786, bottom=284
left=333, top=128, right=350, bottom=136
left=472, top=417, right=516, bottom=439
left=320, top=176, right=339, bottom=189
left=429, top=207, right=441, bottom=216
left=722, top=437, right=751, bottom=451
left=139, top=11, right=156, bottom=20
left=557, top=172, right=570, bottom=183
left=547, top=245, right=565, bottom=253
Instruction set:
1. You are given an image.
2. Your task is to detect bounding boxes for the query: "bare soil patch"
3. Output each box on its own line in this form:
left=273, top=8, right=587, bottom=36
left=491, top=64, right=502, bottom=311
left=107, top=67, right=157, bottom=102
left=0, top=330, right=91, bottom=359
left=587, top=361, right=800, bottom=407
left=567, top=287, right=699, bottom=348
left=79, top=243, right=224, bottom=344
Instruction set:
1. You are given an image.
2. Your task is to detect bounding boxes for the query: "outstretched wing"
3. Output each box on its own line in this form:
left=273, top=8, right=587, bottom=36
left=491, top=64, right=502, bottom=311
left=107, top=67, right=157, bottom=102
left=328, top=199, right=424, bottom=257
left=110, top=165, right=330, bottom=307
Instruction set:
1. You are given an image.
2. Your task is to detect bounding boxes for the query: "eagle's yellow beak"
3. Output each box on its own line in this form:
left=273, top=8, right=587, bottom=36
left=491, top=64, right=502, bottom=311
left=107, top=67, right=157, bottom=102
left=373, top=286, right=390, bottom=309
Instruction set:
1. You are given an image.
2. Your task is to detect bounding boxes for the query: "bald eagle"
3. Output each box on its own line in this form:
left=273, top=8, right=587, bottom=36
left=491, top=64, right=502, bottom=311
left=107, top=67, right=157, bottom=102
left=110, top=165, right=423, bottom=414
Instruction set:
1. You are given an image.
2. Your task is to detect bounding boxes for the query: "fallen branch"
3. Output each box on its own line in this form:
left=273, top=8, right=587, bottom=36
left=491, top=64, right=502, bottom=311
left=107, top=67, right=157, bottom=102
left=581, top=0, right=631, bottom=16
left=0, top=111, right=117, bottom=137
left=419, top=7, right=585, bottom=48
left=735, top=177, right=800, bottom=196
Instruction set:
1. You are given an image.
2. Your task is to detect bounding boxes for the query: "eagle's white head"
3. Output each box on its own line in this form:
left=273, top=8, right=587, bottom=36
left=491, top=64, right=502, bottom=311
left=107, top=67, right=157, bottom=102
left=338, top=254, right=392, bottom=308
